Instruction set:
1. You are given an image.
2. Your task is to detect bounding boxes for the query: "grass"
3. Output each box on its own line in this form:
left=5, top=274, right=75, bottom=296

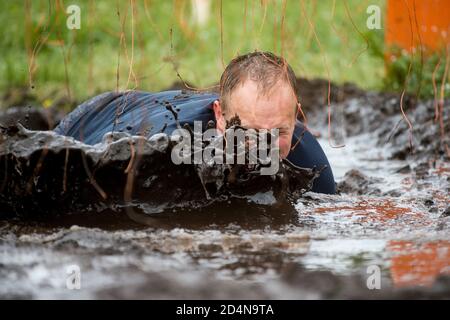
left=0, top=0, right=386, bottom=107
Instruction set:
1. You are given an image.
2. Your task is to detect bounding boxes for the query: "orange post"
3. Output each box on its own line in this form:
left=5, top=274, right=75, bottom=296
left=385, top=0, right=450, bottom=54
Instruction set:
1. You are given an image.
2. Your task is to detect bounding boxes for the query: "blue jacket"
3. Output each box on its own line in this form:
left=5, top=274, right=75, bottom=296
left=54, top=90, right=336, bottom=194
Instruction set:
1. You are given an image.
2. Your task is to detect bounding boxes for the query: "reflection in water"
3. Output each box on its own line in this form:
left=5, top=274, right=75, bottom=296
left=314, top=199, right=413, bottom=222
left=309, top=198, right=448, bottom=287
left=301, top=196, right=433, bottom=236
left=388, top=240, right=450, bottom=287
left=433, top=161, right=450, bottom=177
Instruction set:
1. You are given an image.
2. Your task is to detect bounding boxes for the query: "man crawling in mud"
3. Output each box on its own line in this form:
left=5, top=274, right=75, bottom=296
left=54, top=51, right=335, bottom=194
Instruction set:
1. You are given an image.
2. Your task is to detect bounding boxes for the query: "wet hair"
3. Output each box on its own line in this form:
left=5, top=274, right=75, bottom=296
left=219, top=51, right=298, bottom=111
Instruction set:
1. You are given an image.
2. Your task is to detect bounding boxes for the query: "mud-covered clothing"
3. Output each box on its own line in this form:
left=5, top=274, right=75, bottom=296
left=54, top=90, right=336, bottom=194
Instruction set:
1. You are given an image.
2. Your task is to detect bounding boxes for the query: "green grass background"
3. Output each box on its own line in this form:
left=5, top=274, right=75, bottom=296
left=0, top=0, right=386, bottom=106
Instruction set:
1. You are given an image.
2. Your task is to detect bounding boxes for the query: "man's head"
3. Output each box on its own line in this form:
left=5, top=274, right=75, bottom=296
left=213, top=51, right=299, bottom=159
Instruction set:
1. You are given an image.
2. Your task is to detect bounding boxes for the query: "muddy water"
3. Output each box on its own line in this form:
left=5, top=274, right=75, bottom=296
left=305, top=134, right=449, bottom=289
left=0, top=95, right=449, bottom=299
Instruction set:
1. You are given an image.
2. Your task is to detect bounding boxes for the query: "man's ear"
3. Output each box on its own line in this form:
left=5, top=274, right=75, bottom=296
left=213, top=100, right=226, bottom=133
left=295, top=101, right=304, bottom=122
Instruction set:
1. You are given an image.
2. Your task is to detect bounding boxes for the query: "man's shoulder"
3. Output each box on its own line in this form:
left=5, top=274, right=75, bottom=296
left=59, top=89, right=218, bottom=123
left=119, top=89, right=219, bottom=100
left=152, top=89, right=219, bottom=103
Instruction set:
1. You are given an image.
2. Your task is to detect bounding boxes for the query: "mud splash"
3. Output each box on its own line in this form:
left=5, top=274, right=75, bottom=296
left=0, top=121, right=320, bottom=226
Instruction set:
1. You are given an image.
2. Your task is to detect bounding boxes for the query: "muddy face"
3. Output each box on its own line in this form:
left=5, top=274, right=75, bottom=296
left=213, top=79, right=297, bottom=159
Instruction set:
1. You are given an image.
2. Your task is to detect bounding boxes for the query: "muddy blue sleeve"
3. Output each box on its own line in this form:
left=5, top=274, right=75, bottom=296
left=287, top=121, right=336, bottom=194
left=53, top=91, right=123, bottom=139
left=53, top=90, right=218, bottom=145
